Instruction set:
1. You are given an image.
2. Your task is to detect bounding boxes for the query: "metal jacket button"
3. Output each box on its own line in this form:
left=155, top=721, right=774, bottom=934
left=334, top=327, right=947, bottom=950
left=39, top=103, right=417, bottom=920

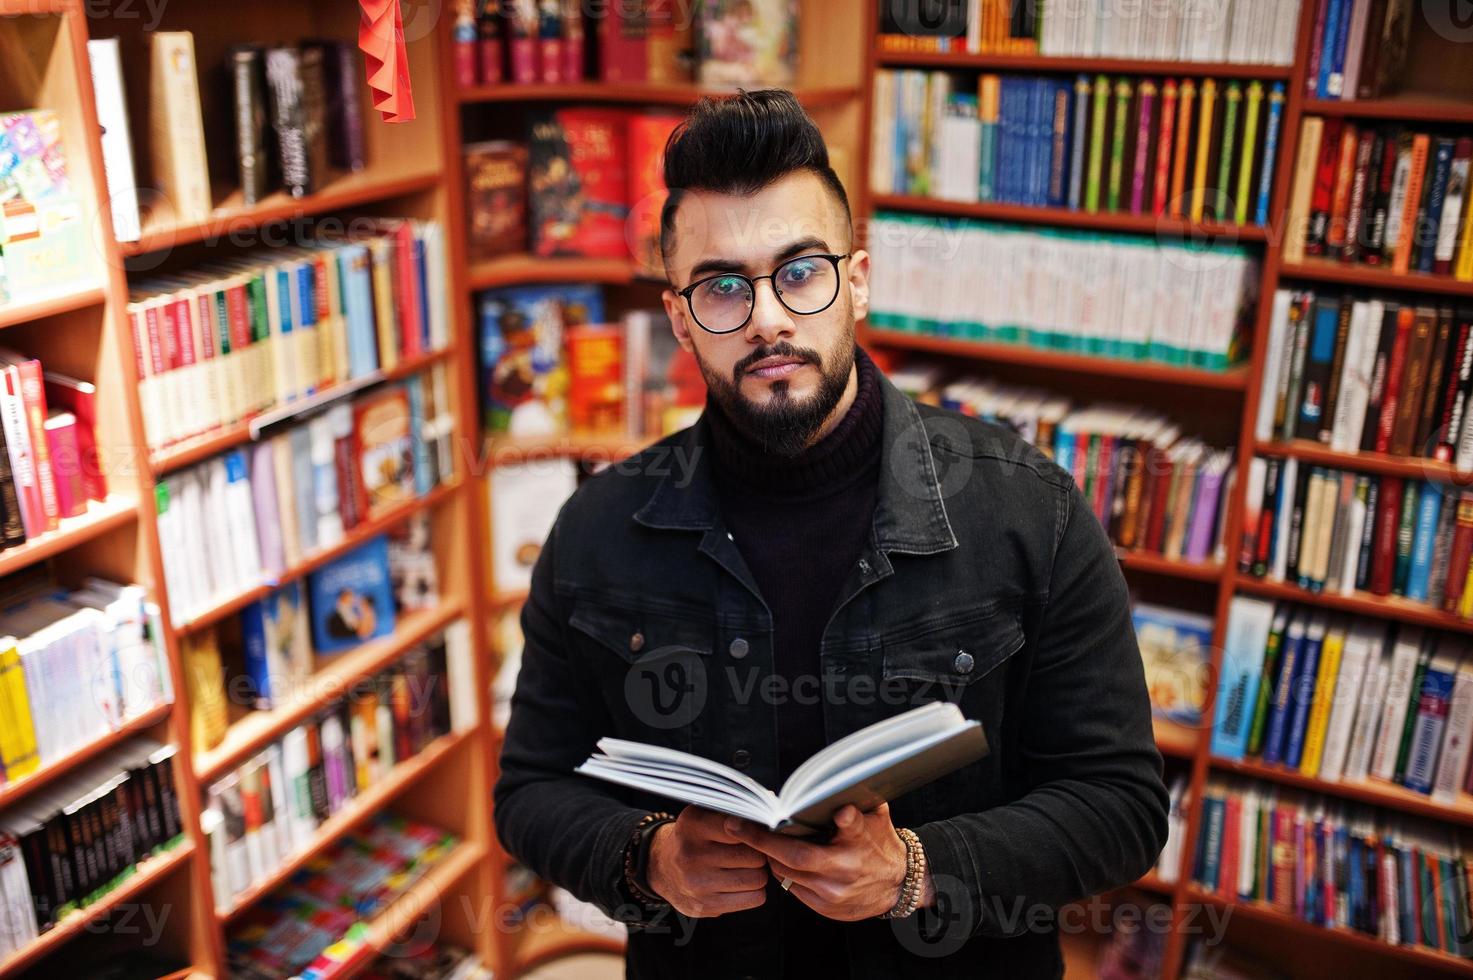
left=729, top=637, right=750, bottom=659
left=954, top=650, right=975, bottom=674
left=732, top=749, right=751, bottom=769
left=630, top=632, right=645, bottom=652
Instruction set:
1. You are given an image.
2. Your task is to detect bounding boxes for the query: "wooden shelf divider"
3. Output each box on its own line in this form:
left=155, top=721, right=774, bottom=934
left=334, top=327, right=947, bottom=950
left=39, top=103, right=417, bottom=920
left=0, top=283, right=105, bottom=330
left=872, top=192, right=1271, bottom=241
left=0, top=495, right=137, bottom=579
left=0, top=701, right=172, bottom=812
left=873, top=50, right=1295, bottom=78
left=457, top=81, right=858, bottom=108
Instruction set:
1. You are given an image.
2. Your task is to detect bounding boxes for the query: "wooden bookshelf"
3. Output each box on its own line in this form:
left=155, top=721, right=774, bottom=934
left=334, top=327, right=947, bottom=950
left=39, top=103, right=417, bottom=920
left=484, top=430, right=654, bottom=467
left=468, top=254, right=651, bottom=291
left=458, top=81, right=859, bottom=109
left=1233, top=573, right=1473, bottom=634
left=0, top=700, right=172, bottom=811
left=1117, top=549, right=1225, bottom=582
left=1303, top=94, right=1473, bottom=124
left=0, top=495, right=137, bottom=578
left=873, top=191, right=1272, bottom=241
left=0, top=283, right=105, bottom=330
left=1254, top=438, right=1473, bottom=484
left=1279, top=258, right=1473, bottom=298
left=874, top=50, right=1295, bottom=79
left=1211, top=753, right=1473, bottom=827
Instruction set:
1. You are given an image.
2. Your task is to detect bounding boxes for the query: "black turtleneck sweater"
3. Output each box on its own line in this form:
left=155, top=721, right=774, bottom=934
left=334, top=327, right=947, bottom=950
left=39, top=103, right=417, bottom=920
left=706, top=345, right=884, bottom=783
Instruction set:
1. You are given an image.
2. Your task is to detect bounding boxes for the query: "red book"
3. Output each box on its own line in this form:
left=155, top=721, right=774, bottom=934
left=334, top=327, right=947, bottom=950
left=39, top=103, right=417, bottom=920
left=1270, top=803, right=1296, bottom=911
left=1153, top=81, right=1178, bottom=218
left=43, top=413, right=84, bottom=519
left=388, top=222, right=422, bottom=358
left=1220, top=794, right=1241, bottom=899
left=598, top=2, right=647, bottom=82
left=1370, top=475, right=1404, bottom=595
left=529, top=108, right=630, bottom=259
left=1145, top=458, right=1176, bottom=554
left=332, top=420, right=364, bottom=530
left=42, top=371, right=106, bottom=503
left=1444, top=494, right=1473, bottom=612
left=1326, top=124, right=1359, bottom=253
left=0, top=366, right=43, bottom=537
left=1306, top=119, right=1345, bottom=256
left=4, top=357, right=58, bottom=532
left=1375, top=305, right=1416, bottom=453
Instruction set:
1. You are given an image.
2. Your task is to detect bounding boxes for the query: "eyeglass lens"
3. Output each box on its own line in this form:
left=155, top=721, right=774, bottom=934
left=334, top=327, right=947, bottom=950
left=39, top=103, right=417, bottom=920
left=689, top=255, right=840, bottom=333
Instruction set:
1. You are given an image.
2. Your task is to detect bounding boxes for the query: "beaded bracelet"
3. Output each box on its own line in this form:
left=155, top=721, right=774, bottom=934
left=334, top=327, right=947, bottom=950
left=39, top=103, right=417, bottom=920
left=622, top=811, right=675, bottom=909
left=880, top=827, right=928, bottom=919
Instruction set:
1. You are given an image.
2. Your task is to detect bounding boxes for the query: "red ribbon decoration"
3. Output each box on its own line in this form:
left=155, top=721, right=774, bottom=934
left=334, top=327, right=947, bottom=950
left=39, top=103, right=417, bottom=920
left=359, top=0, right=416, bottom=123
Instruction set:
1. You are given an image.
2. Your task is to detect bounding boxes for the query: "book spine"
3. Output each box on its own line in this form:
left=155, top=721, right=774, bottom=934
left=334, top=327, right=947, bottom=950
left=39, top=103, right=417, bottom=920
left=1154, top=79, right=1178, bottom=217
left=1417, top=138, right=1456, bottom=274
left=1235, top=81, right=1263, bottom=226
left=1170, top=80, right=1196, bottom=218
left=1433, top=138, right=1472, bottom=275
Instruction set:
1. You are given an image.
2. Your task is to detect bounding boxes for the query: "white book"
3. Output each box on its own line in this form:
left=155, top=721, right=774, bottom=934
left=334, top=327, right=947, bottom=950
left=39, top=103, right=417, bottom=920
left=148, top=32, right=212, bottom=223
left=1339, top=478, right=1368, bottom=595
left=1433, top=661, right=1473, bottom=803
left=200, top=459, right=238, bottom=602
left=1319, top=622, right=1377, bottom=782
left=264, top=743, right=294, bottom=863
left=280, top=726, right=319, bottom=851
left=1370, top=627, right=1426, bottom=781
left=1255, top=290, right=1293, bottom=441
left=445, top=619, right=478, bottom=733
left=578, top=702, right=987, bottom=834
left=176, top=470, right=213, bottom=617
left=1330, top=300, right=1371, bottom=451
left=1344, top=639, right=1392, bottom=781
left=1271, top=456, right=1298, bottom=580
left=221, top=451, right=263, bottom=596
left=870, top=71, right=896, bottom=194
left=308, top=412, right=344, bottom=549
left=87, top=39, right=141, bottom=243
left=1237, top=785, right=1260, bottom=899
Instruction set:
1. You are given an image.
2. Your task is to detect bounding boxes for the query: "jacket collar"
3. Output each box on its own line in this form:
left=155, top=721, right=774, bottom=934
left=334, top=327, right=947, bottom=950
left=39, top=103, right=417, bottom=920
left=633, top=366, right=958, bottom=556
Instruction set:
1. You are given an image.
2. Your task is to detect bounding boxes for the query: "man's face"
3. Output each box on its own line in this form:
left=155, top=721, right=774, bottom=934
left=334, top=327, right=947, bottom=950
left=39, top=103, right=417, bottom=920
left=661, top=170, right=871, bottom=456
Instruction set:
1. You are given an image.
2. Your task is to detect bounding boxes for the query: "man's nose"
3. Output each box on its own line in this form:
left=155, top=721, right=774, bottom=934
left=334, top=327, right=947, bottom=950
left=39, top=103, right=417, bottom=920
left=743, top=278, right=796, bottom=346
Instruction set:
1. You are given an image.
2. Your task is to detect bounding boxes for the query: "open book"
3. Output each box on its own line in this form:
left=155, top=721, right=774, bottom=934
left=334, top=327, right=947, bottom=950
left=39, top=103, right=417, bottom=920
left=576, top=701, right=988, bottom=835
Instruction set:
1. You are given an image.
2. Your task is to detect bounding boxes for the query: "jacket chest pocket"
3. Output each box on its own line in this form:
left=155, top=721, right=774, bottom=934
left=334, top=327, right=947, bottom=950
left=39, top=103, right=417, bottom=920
left=881, top=607, right=1024, bottom=713
left=568, top=599, right=714, bottom=751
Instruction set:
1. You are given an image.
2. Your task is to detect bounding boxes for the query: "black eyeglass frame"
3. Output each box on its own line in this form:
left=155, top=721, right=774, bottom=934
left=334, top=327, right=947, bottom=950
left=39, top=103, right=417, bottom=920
left=675, top=252, right=851, bottom=335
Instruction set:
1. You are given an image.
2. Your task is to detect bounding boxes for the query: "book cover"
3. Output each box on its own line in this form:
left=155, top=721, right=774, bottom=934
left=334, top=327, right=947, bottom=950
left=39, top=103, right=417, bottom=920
left=1254, top=83, right=1285, bottom=226
left=148, top=32, right=211, bottom=222
left=1433, top=138, right=1471, bottom=276
left=264, top=47, right=313, bottom=198
left=1390, top=133, right=1430, bottom=273
left=479, top=282, right=603, bottom=433
left=465, top=140, right=527, bottom=261
left=529, top=108, right=629, bottom=258
left=1404, top=649, right=1458, bottom=794
left=1416, top=137, right=1456, bottom=274
left=306, top=536, right=396, bottom=654
left=1212, top=597, right=1278, bottom=759
left=1154, top=79, right=1178, bottom=218
left=627, top=112, right=683, bottom=276
left=696, top=0, right=798, bottom=86
left=354, top=385, right=415, bottom=512
left=1134, top=602, right=1213, bottom=726
left=1285, top=116, right=1325, bottom=264
left=230, top=46, right=272, bottom=206
left=86, top=38, right=141, bottom=243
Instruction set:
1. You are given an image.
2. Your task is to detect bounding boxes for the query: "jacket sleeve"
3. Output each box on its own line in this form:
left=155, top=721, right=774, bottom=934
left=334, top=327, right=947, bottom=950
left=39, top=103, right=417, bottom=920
left=912, top=477, right=1170, bottom=938
left=492, top=517, right=664, bottom=926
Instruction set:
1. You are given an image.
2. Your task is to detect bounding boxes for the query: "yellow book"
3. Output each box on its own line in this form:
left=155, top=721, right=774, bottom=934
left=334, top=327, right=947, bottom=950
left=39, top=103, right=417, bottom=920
left=1235, top=82, right=1264, bottom=226
left=1461, top=559, right=1473, bottom=617
left=0, top=639, right=39, bottom=781
left=1454, top=177, right=1473, bottom=281
left=1169, top=80, right=1196, bottom=217
left=1299, top=623, right=1345, bottom=777
left=184, top=628, right=228, bottom=752
left=1190, top=78, right=1218, bottom=222
left=1283, top=116, right=1325, bottom=265
left=368, top=237, right=400, bottom=372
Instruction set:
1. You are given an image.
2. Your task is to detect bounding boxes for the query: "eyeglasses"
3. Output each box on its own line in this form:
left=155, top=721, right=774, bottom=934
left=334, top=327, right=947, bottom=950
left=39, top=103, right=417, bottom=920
left=676, top=253, right=850, bottom=335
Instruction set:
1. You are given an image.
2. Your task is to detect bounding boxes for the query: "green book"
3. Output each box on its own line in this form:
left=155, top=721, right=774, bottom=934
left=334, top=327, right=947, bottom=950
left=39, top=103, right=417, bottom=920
left=1393, top=483, right=1420, bottom=595
left=1392, top=640, right=1432, bottom=783
left=1246, top=606, right=1290, bottom=757
left=1235, top=81, right=1264, bottom=226
left=1085, top=75, right=1109, bottom=213
left=1107, top=79, right=1132, bottom=212
left=1215, top=82, right=1242, bottom=223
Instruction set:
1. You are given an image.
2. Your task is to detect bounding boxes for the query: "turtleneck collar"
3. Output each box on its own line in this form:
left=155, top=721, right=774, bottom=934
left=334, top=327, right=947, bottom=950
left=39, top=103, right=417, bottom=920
left=705, top=344, right=884, bottom=497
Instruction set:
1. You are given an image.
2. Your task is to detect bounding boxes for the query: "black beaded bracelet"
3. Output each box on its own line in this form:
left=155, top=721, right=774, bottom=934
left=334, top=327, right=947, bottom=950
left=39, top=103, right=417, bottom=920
left=622, top=811, right=675, bottom=909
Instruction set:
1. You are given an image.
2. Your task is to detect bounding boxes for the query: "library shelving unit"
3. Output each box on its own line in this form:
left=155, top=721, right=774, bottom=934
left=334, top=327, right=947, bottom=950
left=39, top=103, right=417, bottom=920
left=858, top=2, right=1473, bottom=979
left=0, top=0, right=501, bottom=976
left=429, top=2, right=869, bottom=974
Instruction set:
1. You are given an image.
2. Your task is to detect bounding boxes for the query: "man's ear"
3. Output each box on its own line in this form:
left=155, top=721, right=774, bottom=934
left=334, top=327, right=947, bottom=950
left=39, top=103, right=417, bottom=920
left=662, top=288, right=697, bottom=355
left=847, top=249, right=871, bottom=324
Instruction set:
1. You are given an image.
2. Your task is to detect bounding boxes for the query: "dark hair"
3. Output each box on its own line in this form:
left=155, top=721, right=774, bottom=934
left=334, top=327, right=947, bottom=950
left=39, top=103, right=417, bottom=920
left=659, top=89, right=852, bottom=273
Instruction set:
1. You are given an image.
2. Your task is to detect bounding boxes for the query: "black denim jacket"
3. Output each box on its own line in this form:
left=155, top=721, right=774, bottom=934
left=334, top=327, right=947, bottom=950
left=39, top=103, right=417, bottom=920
left=493, top=368, right=1170, bottom=979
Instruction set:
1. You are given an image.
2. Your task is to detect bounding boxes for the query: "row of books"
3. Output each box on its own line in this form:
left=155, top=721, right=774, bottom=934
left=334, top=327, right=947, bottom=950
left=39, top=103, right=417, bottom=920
left=202, top=634, right=467, bottom=907
left=903, top=371, right=1236, bottom=562
left=872, top=70, right=1285, bottom=226
left=0, top=579, right=172, bottom=785
left=1256, top=290, right=1473, bottom=461
left=1304, top=0, right=1416, bottom=100
left=225, top=813, right=459, bottom=980
left=479, top=283, right=704, bottom=438
left=0, top=350, right=107, bottom=548
left=466, top=109, right=678, bottom=271
left=1285, top=119, right=1473, bottom=280
left=1239, top=458, right=1473, bottom=612
left=867, top=212, right=1258, bottom=369
left=452, top=0, right=798, bottom=89
left=87, top=35, right=366, bottom=241
left=0, top=109, right=88, bottom=305
left=1194, top=775, right=1473, bottom=956
left=129, top=219, right=450, bottom=453
left=0, top=739, right=182, bottom=942
left=156, top=376, right=451, bottom=627
left=1215, top=600, right=1473, bottom=801
left=362, top=941, right=491, bottom=980
left=876, top=0, right=1300, bottom=64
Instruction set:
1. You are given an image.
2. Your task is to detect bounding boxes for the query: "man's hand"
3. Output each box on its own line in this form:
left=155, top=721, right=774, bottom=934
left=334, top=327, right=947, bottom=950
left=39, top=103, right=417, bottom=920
left=727, top=803, right=934, bottom=921
left=646, top=806, right=770, bottom=917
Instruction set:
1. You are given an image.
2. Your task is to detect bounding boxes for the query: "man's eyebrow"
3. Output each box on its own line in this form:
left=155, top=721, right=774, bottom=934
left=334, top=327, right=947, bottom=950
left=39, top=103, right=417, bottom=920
left=687, top=237, right=833, bottom=281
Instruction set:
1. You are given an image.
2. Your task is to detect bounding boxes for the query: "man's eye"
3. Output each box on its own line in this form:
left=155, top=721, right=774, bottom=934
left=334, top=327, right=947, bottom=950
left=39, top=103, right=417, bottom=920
left=711, top=277, right=743, bottom=295
left=780, top=261, right=816, bottom=285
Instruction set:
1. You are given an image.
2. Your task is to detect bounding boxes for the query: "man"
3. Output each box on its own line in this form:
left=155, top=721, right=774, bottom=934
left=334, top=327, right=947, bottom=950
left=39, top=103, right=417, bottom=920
left=494, top=89, right=1169, bottom=979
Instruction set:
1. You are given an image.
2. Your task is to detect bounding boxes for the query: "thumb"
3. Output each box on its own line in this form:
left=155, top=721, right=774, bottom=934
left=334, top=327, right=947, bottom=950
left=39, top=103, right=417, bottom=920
left=832, top=805, right=864, bottom=840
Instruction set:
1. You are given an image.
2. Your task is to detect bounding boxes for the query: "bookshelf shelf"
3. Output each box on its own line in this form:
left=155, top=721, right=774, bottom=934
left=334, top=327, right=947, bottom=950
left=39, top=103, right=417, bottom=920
left=1210, top=754, right=1473, bottom=827
left=1132, top=871, right=1173, bottom=894
left=1303, top=94, right=1473, bottom=125
left=864, top=327, right=1253, bottom=390
left=0, top=283, right=105, bottom=330
left=0, top=495, right=137, bottom=579
left=173, top=480, right=462, bottom=635
left=484, top=430, right=653, bottom=467
left=0, top=841, right=196, bottom=977
left=331, top=839, right=487, bottom=980
left=871, top=192, right=1271, bottom=240
left=120, top=169, right=442, bottom=257
left=873, top=50, right=1295, bottom=79
left=1181, top=887, right=1473, bottom=976
left=1279, top=259, right=1473, bottom=298
left=1155, top=719, right=1199, bottom=759
left=0, top=701, right=172, bottom=812
left=218, top=729, right=472, bottom=923
left=468, top=254, right=659, bottom=291
left=513, top=916, right=625, bottom=975
left=193, top=601, right=466, bottom=785
left=1254, top=439, right=1471, bottom=484
left=149, top=347, right=459, bottom=476
left=1117, top=550, right=1225, bottom=582
left=1233, top=573, right=1473, bottom=634
left=456, top=81, right=859, bottom=109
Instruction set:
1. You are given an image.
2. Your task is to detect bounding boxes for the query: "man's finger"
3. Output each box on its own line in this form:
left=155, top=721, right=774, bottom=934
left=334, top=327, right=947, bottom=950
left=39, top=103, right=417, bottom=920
left=698, top=840, right=769, bottom=868
left=726, top=823, right=825, bottom=870
left=690, top=889, right=767, bottom=916
left=831, top=805, right=865, bottom=840
left=709, top=867, right=769, bottom=892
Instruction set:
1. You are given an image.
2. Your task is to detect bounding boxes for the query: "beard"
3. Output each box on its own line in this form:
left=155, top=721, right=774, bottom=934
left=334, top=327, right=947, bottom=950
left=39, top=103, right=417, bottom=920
left=695, top=318, right=856, bottom=458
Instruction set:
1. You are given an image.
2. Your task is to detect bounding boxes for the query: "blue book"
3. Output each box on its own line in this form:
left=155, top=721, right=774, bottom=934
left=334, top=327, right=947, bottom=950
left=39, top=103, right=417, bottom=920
left=892, top=74, right=906, bottom=196
left=239, top=582, right=306, bottom=709
left=1285, top=613, right=1327, bottom=769
left=1317, top=0, right=1345, bottom=98
left=1198, top=793, right=1226, bottom=890
left=413, top=232, right=430, bottom=350
left=1404, top=649, right=1458, bottom=793
left=1046, top=80, right=1073, bottom=209
left=292, top=261, right=317, bottom=396
left=274, top=265, right=295, bottom=398
left=997, top=78, right=1016, bottom=204
left=1211, top=597, right=1277, bottom=759
left=307, top=535, right=396, bottom=654
left=1067, top=75, right=1089, bottom=211
left=1406, top=482, right=1444, bottom=602
left=1418, top=138, right=1456, bottom=274
left=1327, top=0, right=1353, bottom=97
left=1347, top=834, right=1363, bottom=926
left=1028, top=78, right=1048, bottom=207
left=1255, top=84, right=1285, bottom=225
left=406, top=375, right=431, bottom=496
left=1297, top=300, right=1342, bottom=439
left=336, top=243, right=379, bottom=377
left=1263, top=614, right=1307, bottom=764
